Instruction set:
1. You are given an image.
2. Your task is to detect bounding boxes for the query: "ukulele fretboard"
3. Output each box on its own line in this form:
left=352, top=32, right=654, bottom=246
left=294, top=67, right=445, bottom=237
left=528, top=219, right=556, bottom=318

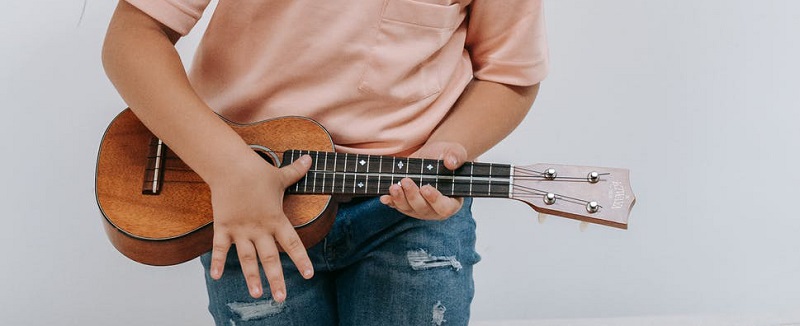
left=282, top=149, right=512, bottom=198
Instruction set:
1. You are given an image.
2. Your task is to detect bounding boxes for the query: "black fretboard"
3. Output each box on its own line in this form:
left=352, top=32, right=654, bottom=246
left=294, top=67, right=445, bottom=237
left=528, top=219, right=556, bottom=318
left=282, top=149, right=511, bottom=198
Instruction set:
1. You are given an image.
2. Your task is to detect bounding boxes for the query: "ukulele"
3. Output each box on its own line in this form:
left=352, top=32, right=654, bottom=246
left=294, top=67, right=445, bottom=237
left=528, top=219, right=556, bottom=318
left=96, top=109, right=636, bottom=266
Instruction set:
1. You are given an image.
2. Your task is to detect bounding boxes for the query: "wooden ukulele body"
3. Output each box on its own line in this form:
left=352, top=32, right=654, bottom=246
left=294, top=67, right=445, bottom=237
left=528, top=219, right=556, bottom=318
left=96, top=109, right=336, bottom=266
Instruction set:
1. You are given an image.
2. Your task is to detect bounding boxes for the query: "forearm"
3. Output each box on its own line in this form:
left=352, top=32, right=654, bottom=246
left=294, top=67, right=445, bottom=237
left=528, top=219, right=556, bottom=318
left=102, top=2, right=259, bottom=187
left=427, top=80, right=540, bottom=161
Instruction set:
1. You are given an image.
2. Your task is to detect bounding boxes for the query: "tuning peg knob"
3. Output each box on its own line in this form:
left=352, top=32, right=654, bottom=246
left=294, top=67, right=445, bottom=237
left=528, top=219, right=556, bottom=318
left=543, top=168, right=557, bottom=180
left=586, top=201, right=600, bottom=213
left=543, top=193, right=556, bottom=205
left=587, top=171, right=600, bottom=183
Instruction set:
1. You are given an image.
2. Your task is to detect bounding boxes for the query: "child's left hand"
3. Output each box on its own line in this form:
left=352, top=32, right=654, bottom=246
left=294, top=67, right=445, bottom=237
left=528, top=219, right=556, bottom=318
left=379, top=141, right=467, bottom=220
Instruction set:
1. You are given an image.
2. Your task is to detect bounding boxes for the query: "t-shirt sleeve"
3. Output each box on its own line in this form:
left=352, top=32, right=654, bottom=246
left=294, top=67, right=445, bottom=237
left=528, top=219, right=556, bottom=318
left=465, top=0, right=549, bottom=86
left=125, top=0, right=212, bottom=36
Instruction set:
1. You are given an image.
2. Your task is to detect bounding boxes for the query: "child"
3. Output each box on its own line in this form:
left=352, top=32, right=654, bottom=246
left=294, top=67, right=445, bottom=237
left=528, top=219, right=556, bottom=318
left=103, top=0, right=547, bottom=324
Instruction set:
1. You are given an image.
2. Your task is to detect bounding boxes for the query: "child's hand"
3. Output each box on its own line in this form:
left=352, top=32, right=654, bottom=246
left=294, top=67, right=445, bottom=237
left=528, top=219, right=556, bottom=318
left=207, top=154, right=314, bottom=302
left=380, top=141, right=466, bottom=220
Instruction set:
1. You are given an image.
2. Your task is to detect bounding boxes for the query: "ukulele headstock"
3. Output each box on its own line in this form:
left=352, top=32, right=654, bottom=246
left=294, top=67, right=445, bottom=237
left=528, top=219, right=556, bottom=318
left=511, top=163, right=635, bottom=229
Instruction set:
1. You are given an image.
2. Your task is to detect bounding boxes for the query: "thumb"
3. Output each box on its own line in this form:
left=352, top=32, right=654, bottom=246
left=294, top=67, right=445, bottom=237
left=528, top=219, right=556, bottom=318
left=442, top=146, right=467, bottom=170
left=279, top=154, right=312, bottom=186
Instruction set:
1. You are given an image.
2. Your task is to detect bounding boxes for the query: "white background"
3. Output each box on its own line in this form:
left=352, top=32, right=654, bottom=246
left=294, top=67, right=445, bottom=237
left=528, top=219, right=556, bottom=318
left=1, top=0, right=799, bottom=325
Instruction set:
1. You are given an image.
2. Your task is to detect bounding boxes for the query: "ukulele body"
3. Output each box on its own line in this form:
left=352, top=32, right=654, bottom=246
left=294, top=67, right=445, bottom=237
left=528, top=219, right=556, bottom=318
left=96, top=109, right=336, bottom=266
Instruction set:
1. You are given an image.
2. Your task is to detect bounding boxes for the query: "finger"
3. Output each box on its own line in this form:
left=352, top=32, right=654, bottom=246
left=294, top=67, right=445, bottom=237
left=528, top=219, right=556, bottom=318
left=389, top=182, right=412, bottom=212
left=421, top=185, right=463, bottom=218
left=210, top=231, right=232, bottom=280
left=273, top=221, right=314, bottom=280
left=253, top=236, right=287, bottom=302
left=234, top=240, right=265, bottom=298
left=400, top=178, right=435, bottom=216
left=279, top=154, right=312, bottom=186
left=442, top=148, right=467, bottom=170
left=379, top=195, right=395, bottom=207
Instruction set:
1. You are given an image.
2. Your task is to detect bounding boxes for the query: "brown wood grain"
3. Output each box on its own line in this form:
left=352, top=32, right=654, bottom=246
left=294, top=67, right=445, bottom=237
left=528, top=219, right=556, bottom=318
left=96, top=109, right=336, bottom=266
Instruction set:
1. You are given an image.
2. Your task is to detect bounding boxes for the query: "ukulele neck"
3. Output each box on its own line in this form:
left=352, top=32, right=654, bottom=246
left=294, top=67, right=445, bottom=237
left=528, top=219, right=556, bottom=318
left=282, top=149, right=512, bottom=198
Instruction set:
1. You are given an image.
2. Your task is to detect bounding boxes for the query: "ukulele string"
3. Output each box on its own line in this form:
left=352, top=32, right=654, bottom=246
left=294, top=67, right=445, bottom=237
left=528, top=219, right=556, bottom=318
left=510, top=184, right=596, bottom=207
left=149, top=151, right=606, bottom=206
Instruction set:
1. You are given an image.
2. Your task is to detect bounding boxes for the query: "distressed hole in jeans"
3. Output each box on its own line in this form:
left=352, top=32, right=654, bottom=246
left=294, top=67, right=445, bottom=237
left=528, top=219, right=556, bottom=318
left=407, top=249, right=462, bottom=271
left=432, top=301, right=447, bottom=325
left=227, top=299, right=284, bottom=322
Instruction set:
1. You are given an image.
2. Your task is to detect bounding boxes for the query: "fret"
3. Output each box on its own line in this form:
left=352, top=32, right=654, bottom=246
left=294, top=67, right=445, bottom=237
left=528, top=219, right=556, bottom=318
left=353, top=154, right=362, bottom=173
left=354, top=173, right=365, bottom=194
left=332, top=152, right=338, bottom=173
left=365, top=154, right=371, bottom=194
left=302, top=151, right=309, bottom=193
left=451, top=166, right=455, bottom=196
left=342, top=153, right=348, bottom=193
left=391, top=157, right=396, bottom=187
left=352, top=169, right=357, bottom=194
left=404, top=157, right=411, bottom=184
left=488, top=163, right=493, bottom=197
left=469, top=162, right=473, bottom=196
left=292, top=150, right=300, bottom=192
left=313, top=151, right=319, bottom=192
left=435, top=159, right=440, bottom=189
left=377, top=156, right=383, bottom=194
left=322, top=152, right=328, bottom=192
left=418, top=158, right=425, bottom=186
left=331, top=152, right=339, bottom=192
left=452, top=164, right=470, bottom=196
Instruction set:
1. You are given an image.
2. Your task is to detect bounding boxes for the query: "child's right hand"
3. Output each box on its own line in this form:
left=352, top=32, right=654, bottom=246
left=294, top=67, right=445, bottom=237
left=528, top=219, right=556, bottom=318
left=206, top=154, right=314, bottom=302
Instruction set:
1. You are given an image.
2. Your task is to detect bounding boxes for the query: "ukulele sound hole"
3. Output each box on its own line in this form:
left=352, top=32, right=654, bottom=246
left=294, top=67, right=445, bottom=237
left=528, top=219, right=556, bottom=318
left=250, top=145, right=280, bottom=167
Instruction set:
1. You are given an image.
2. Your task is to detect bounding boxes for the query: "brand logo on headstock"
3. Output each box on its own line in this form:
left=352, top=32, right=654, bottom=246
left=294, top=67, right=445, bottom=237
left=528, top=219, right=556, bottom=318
left=611, top=181, right=626, bottom=209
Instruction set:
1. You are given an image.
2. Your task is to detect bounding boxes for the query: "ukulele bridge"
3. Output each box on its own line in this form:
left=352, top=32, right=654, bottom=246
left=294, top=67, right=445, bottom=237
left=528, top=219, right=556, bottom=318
left=142, top=137, right=167, bottom=195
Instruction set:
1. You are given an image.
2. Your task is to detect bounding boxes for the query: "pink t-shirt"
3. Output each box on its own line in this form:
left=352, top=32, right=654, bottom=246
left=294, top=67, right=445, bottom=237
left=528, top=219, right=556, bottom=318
left=126, top=0, right=549, bottom=155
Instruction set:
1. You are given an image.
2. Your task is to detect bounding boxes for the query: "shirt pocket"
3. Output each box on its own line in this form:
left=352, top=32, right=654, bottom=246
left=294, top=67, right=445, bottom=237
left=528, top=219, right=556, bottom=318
left=358, top=0, right=462, bottom=104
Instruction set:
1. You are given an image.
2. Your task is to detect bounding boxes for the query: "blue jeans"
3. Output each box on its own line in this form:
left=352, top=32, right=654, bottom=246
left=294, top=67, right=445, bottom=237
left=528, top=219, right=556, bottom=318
left=200, top=197, right=480, bottom=325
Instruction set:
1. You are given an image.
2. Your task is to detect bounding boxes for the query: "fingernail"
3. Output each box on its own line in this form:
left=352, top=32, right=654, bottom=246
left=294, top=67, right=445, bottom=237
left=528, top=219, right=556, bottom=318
left=303, top=269, right=313, bottom=278
left=211, top=267, right=220, bottom=278
left=300, top=155, right=311, bottom=166
left=274, top=290, right=285, bottom=302
left=251, top=286, right=262, bottom=297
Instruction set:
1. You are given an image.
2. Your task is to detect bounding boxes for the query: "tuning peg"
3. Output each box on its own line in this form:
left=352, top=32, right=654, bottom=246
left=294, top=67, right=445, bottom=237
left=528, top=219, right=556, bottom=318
left=579, top=222, right=589, bottom=232
left=538, top=212, right=547, bottom=224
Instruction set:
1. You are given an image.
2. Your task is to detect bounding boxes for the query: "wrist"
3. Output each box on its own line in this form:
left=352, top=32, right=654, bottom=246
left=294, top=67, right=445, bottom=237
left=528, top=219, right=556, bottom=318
left=204, top=148, right=273, bottom=189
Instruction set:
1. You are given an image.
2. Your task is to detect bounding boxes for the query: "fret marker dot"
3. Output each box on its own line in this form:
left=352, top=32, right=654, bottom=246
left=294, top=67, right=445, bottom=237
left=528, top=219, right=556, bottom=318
left=427, top=164, right=433, bottom=171
left=357, top=182, right=364, bottom=188
left=398, top=162, right=404, bottom=169
left=359, top=160, right=366, bottom=166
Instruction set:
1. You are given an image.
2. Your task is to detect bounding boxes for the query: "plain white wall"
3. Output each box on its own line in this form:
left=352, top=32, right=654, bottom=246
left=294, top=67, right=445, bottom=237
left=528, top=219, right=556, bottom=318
left=1, top=0, right=799, bottom=324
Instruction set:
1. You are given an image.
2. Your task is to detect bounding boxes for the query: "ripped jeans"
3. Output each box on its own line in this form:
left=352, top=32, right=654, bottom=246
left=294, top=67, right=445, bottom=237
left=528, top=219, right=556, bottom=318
left=200, top=197, right=480, bottom=325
